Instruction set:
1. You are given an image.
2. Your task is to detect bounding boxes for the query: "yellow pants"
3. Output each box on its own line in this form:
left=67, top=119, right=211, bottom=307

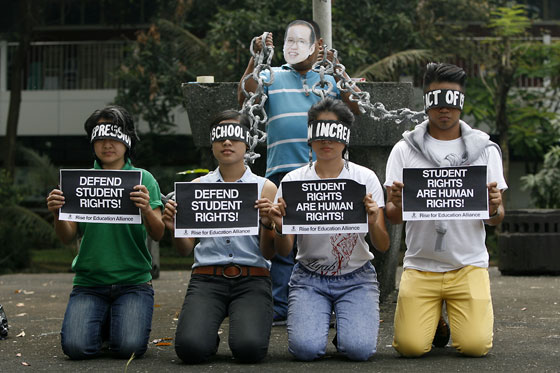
left=393, top=265, right=493, bottom=357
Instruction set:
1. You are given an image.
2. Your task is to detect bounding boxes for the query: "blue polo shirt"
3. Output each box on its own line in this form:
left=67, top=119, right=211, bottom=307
left=261, top=64, right=340, bottom=178
left=192, top=166, right=271, bottom=269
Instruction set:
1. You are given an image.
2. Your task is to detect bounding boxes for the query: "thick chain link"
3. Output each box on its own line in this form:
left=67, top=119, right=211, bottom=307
left=239, top=33, right=274, bottom=164
left=312, top=45, right=427, bottom=125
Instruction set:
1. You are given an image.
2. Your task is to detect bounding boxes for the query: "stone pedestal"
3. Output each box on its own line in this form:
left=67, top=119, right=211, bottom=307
left=182, top=82, right=414, bottom=301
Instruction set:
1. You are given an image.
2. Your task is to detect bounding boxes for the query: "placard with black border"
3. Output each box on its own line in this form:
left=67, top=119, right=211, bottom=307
left=174, top=182, right=259, bottom=237
left=59, top=169, right=142, bottom=224
left=281, top=179, right=367, bottom=234
left=402, top=165, right=488, bottom=221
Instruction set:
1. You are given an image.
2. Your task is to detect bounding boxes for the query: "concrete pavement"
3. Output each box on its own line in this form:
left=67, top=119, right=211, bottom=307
left=1, top=267, right=559, bottom=372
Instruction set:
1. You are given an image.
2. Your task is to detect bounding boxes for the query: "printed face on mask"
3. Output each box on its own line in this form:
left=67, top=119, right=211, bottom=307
left=283, top=24, right=315, bottom=65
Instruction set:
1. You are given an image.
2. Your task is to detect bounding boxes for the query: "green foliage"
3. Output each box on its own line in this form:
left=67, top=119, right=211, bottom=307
left=521, top=146, right=560, bottom=208
left=414, top=0, right=493, bottom=44
left=114, top=20, right=207, bottom=134
left=460, top=4, right=560, bottom=183
left=462, top=78, right=496, bottom=122
left=30, top=248, right=75, bottom=273
left=0, top=169, right=22, bottom=207
left=0, top=168, right=59, bottom=274
left=17, top=146, right=60, bottom=199
left=30, top=246, right=194, bottom=273
left=508, top=90, right=558, bottom=161
left=204, top=0, right=489, bottom=80
left=465, top=76, right=559, bottom=163
left=114, top=0, right=495, bottom=137
left=354, top=49, right=432, bottom=81
left=488, top=5, right=531, bottom=37
left=0, top=148, right=63, bottom=273
left=205, top=0, right=311, bottom=81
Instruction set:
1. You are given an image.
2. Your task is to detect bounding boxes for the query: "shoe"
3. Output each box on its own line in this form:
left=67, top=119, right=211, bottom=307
left=0, top=305, right=8, bottom=340
left=272, top=315, right=287, bottom=326
left=432, top=316, right=450, bottom=348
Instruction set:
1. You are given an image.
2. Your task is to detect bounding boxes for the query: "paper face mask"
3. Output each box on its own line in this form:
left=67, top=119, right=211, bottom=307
left=283, top=24, right=315, bottom=65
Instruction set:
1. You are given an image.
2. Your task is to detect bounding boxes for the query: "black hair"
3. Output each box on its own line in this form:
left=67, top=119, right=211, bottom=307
left=210, top=110, right=251, bottom=149
left=210, top=109, right=250, bottom=129
left=308, top=98, right=354, bottom=126
left=284, top=20, right=319, bottom=45
left=307, top=20, right=321, bottom=40
left=307, top=98, right=354, bottom=168
left=84, top=105, right=139, bottom=163
left=423, top=62, right=467, bottom=92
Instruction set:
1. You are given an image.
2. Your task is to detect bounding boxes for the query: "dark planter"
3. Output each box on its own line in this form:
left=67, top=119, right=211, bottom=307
left=498, top=209, right=560, bottom=275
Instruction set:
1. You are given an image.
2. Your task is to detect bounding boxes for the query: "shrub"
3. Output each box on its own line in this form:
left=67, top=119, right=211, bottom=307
left=0, top=168, right=59, bottom=274
left=521, top=145, right=560, bottom=209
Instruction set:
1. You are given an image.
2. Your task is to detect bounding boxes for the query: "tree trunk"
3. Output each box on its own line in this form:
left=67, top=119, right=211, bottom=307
left=495, top=64, right=514, bottom=185
left=3, top=0, right=33, bottom=179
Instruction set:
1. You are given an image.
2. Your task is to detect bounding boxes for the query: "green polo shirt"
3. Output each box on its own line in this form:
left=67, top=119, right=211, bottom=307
left=72, top=159, right=163, bottom=286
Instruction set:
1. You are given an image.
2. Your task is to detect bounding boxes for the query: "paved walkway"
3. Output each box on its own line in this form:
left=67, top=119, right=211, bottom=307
left=1, top=267, right=559, bottom=372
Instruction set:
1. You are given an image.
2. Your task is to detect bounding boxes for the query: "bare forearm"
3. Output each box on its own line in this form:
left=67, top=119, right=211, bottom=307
left=385, top=202, right=403, bottom=225
left=172, top=237, right=195, bottom=256
left=238, top=57, right=257, bottom=106
left=273, top=227, right=294, bottom=257
left=143, top=208, right=165, bottom=241
left=484, top=204, right=505, bottom=226
left=336, top=72, right=361, bottom=115
left=53, top=218, right=77, bottom=244
left=259, top=227, right=276, bottom=260
left=369, top=222, right=390, bottom=252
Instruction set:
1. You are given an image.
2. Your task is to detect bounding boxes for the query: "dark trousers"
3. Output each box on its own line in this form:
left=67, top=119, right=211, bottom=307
left=174, top=274, right=273, bottom=364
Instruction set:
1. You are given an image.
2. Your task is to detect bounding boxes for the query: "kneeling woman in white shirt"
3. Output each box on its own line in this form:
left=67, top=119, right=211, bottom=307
left=268, top=98, right=390, bottom=361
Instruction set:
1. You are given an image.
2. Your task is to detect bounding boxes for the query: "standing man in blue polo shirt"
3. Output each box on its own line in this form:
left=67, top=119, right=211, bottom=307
left=238, top=19, right=360, bottom=325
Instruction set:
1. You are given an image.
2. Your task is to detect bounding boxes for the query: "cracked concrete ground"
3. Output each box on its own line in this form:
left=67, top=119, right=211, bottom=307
left=1, top=267, right=558, bottom=372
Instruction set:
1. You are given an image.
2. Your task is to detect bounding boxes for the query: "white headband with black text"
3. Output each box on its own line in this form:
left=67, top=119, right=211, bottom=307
left=90, top=123, right=132, bottom=148
left=307, top=120, right=351, bottom=145
left=424, top=89, right=465, bottom=111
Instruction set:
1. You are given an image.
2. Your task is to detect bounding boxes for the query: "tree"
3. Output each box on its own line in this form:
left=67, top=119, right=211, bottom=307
left=0, top=148, right=60, bottom=273
left=462, top=4, right=560, bottom=182
left=521, top=145, right=560, bottom=209
left=114, top=21, right=207, bottom=135
left=115, top=0, right=503, bottom=137
left=113, top=0, right=210, bottom=132
left=3, top=0, right=38, bottom=180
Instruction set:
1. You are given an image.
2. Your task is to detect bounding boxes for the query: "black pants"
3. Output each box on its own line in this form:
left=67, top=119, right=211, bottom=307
left=174, top=274, right=273, bottom=364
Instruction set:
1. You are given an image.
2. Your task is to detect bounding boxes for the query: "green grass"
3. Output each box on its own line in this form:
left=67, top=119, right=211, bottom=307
left=158, top=245, right=194, bottom=270
left=29, top=228, right=499, bottom=273
left=30, top=248, right=75, bottom=273
left=30, top=246, right=194, bottom=273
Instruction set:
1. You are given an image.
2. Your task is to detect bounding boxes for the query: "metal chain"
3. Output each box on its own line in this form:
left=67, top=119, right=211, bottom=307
left=311, top=45, right=427, bottom=125
left=239, top=33, right=275, bottom=164
left=239, top=42, right=426, bottom=164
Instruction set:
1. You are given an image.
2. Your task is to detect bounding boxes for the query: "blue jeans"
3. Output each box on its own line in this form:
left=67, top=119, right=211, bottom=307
left=269, top=171, right=295, bottom=319
left=287, top=262, right=380, bottom=361
left=61, top=283, right=154, bottom=359
left=174, top=274, right=273, bottom=363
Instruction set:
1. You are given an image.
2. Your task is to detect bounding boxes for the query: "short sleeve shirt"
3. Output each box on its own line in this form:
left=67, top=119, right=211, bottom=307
left=277, top=161, right=384, bottom=275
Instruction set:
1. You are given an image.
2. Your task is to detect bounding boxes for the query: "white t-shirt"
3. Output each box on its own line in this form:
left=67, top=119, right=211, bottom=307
left=277, top=161, right=385, bottom=276
left=384, top=134, right=508, bottom=272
